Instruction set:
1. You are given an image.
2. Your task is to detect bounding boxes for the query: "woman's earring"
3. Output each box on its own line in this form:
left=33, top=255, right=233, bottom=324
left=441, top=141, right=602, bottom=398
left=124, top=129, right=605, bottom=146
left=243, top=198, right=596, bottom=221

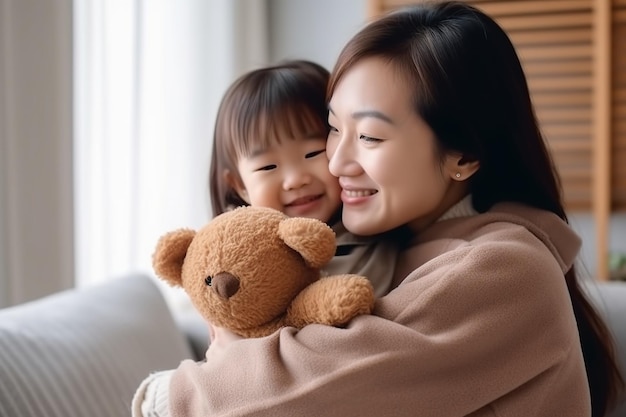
left=455, top=172, right=461, bottom=179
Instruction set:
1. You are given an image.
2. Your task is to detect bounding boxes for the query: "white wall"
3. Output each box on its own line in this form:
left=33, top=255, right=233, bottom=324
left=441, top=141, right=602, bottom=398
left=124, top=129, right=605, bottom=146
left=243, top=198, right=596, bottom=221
left=268, top=0, right=367, bottom=71
left=0, top=0, right=74, bottom=307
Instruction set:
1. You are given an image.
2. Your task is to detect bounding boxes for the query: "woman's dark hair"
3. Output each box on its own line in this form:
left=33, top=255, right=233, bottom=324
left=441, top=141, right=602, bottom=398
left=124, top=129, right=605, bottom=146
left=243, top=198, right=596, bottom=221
left=328, top=2, right=623, bottom=415
left=209, top=60, right=330, bottom=216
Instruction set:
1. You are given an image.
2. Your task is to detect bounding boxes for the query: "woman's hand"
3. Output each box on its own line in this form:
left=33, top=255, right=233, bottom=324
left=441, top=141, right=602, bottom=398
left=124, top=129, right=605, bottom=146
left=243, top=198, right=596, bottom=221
left=207, top=322, right=243, bottom=355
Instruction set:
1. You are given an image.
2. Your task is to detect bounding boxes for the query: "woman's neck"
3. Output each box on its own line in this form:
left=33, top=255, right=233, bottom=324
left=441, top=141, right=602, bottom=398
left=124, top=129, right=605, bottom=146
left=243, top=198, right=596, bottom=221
left=407, top=184, right=474, bottom=233
left=437, top=194, right=477, bottom=222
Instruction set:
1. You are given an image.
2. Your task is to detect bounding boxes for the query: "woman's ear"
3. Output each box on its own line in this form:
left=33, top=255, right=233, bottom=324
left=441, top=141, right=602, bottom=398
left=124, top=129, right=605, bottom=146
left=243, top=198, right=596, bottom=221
left=224, top=170, right=250, bottom=204
left=444, top=153, right=480, bottom=181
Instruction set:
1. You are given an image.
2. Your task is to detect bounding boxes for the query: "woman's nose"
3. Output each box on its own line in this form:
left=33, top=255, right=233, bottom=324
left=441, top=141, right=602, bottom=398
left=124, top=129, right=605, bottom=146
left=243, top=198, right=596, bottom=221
left=327, top=134, right=357, bottom=177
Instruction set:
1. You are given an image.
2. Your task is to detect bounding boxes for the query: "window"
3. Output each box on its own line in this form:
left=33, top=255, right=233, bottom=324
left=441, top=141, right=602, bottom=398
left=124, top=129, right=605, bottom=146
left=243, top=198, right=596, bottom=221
left=73, top=0, right=268, bottom=300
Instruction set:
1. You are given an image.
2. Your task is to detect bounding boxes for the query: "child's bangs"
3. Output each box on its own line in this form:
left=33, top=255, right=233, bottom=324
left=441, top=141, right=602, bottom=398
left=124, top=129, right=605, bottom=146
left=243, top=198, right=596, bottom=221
left=270, top=101, right=328, bottom=142
left=234, top=101, right=328, bottom=157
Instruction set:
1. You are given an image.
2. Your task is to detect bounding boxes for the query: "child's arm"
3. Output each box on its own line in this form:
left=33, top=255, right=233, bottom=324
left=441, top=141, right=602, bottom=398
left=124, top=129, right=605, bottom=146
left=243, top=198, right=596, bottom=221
left=132, top=369, right=174, bottom=417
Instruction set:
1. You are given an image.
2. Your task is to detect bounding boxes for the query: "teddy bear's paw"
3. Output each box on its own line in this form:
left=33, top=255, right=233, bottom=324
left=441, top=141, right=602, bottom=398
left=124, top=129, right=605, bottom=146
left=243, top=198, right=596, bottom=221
left=286, top=275, right=375, bottom=328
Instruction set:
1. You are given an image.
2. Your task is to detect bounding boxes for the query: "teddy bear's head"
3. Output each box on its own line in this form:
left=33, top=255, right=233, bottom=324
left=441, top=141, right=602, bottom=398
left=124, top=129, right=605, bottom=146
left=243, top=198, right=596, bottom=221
left=152, top=206, right=338, bottom=337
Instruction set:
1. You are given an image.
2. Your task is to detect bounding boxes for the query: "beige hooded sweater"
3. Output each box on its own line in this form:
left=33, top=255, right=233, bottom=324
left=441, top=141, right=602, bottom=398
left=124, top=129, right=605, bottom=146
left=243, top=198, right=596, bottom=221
left=164, top=202, right=590, bottom=416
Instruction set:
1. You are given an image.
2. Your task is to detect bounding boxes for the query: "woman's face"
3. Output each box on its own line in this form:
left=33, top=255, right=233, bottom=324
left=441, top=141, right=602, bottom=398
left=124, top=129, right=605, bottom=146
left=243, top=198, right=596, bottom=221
left=327, top=57, right=467, bottom=235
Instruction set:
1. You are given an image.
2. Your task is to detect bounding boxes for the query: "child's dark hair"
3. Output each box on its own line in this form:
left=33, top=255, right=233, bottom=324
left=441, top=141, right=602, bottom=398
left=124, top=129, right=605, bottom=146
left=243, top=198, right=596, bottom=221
left=209, top=60, right=330, bottom=216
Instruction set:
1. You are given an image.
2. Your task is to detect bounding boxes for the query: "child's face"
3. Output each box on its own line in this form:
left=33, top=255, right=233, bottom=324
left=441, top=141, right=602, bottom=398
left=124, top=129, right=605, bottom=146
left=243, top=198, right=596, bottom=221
left=233, top=136, right=342, bottom=222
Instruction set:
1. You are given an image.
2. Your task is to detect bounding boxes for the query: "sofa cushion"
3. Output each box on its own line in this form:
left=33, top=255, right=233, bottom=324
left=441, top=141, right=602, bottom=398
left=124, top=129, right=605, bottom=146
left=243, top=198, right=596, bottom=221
left=0, top=274, right=192, bottom=417
left=173, top=309, right=209, bottom=361
left=584, top=280, right=626, bottom=417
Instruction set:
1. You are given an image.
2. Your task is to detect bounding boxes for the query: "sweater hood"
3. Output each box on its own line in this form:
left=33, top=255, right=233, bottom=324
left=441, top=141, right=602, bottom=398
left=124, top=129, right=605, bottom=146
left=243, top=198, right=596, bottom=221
left=421, top=202, right=582, bottom=274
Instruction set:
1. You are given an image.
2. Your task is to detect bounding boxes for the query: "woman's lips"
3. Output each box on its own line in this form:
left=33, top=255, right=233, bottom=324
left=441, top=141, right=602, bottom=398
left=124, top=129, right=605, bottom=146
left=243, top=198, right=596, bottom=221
left=343, top=189, right=377, bottom=198
left=341, top=188, right=378, bottom=205
left=338, top=180, right=378, bottom=198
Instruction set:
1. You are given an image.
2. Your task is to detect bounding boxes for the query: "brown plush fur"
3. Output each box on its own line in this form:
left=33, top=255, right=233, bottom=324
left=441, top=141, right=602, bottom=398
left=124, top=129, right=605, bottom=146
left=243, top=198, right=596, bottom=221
left=152, top=206, right=375, bottom=338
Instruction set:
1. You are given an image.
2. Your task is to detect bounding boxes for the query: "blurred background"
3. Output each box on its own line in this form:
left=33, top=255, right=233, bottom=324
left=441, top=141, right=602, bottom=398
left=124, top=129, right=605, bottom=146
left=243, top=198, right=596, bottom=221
left=1, top=0, right=625, bottom=309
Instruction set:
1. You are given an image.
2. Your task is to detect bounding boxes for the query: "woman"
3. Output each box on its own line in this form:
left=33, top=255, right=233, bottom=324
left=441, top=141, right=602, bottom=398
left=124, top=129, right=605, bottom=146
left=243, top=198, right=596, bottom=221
left=146, top=2, right=624, bottom=416
left=324, top=2, right=624, bottom=416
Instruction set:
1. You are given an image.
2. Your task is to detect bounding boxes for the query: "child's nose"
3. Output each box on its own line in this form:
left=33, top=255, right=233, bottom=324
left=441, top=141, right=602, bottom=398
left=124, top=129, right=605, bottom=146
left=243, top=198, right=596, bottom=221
left=283, top=167, right=312, bottom=190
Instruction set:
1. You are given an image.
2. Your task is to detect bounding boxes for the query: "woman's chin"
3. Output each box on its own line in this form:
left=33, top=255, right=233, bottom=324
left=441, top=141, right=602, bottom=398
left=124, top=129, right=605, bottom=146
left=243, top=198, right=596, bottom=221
left=343, top=216, right=382, bottom=236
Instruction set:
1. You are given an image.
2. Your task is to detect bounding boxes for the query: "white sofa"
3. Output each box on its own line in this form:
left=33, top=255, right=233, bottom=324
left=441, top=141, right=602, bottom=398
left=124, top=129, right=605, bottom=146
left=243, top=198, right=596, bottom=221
left=584, top=280, right=626, bottom=417
left=0, top=274, right=208, bottom=417
left=0, top=274, right=624, bottom=417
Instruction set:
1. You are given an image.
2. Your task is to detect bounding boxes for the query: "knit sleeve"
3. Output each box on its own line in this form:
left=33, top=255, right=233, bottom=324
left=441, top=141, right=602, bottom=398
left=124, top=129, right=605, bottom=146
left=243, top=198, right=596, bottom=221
left=132, top=370, right=174, bottom=417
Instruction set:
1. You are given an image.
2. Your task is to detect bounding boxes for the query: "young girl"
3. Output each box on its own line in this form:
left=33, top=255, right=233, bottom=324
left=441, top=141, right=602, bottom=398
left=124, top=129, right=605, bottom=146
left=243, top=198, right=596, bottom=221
left=163, top=3, right=624, bottom=417
left=208, top=59, right=397, bottom=296
left=132, top=60, right=398, bottom=417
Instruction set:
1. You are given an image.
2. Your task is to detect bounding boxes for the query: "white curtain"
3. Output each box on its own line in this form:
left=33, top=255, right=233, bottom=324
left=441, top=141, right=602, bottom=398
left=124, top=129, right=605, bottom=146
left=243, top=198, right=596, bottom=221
left=73, top=0, right=268, bottom=304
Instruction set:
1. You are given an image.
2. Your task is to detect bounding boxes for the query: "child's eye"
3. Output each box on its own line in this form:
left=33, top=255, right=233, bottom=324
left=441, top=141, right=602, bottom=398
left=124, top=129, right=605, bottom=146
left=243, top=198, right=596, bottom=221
left=359, top=134, right=382, bottom=143
left=255, top=164, right=277, bottom=171
left=305, top=149, right=325, bottom=159
left=328, top=124, right=338, bottom=133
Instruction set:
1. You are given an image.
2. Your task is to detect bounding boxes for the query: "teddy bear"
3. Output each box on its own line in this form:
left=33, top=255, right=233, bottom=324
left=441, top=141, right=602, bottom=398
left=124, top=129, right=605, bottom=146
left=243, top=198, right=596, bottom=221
left=152, top=205, right=376, bottom=338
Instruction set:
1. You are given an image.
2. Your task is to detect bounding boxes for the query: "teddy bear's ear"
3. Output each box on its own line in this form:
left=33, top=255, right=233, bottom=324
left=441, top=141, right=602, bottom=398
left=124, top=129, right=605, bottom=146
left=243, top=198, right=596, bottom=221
left=152, top=228, right=196, bottom=287
left=278, top=218, right=336, bottom=269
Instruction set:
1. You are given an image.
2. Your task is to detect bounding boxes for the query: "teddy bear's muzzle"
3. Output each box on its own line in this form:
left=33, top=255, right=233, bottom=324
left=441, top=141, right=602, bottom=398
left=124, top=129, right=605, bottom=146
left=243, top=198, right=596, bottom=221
left=210, top=272, right=240, bottom=299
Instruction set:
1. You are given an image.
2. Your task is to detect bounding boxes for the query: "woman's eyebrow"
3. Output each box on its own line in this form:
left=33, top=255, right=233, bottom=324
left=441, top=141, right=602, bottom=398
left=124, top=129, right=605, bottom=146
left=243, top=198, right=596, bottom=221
left=328, top=106, right=395, bottom=125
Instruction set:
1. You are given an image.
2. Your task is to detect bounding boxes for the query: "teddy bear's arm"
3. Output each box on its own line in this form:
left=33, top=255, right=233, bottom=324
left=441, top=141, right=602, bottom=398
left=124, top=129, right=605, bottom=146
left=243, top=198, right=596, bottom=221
left=285, top=275, right=375, bottom=329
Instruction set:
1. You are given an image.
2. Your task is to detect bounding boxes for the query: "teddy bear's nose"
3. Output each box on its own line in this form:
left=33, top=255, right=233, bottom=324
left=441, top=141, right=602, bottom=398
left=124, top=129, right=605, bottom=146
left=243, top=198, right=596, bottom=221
left=212, top=272, right=240, bottom=299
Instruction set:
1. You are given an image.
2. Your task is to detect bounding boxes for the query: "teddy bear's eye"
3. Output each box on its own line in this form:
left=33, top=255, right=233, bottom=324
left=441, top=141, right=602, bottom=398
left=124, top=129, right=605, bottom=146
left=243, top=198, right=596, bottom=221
left=205, top=276, right=212, bottom=286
